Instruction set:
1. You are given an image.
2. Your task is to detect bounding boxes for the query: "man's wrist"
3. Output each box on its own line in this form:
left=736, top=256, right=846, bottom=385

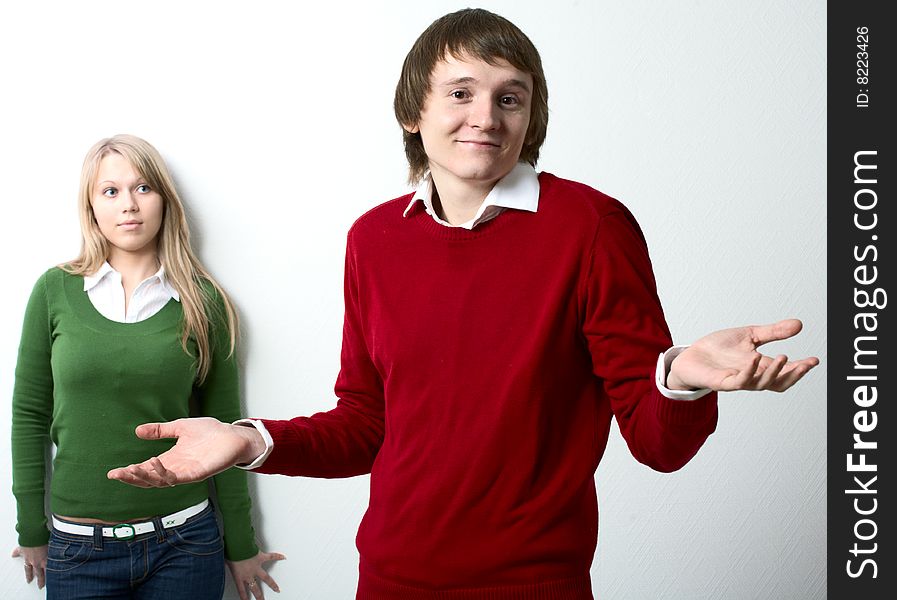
left=656, top=346, right=712, bottom=401
left=233, top=423, right=267, bottom=465
left=232, top=419, right=275, bottom=469
left=665, top=366, right=693, bottom=391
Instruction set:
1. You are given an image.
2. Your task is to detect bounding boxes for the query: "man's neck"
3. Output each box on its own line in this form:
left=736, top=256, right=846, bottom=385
left=429, top=172, right=499, bottom=226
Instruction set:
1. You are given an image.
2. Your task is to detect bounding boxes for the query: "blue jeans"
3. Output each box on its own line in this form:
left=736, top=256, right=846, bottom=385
left=46, top=504, right=225, bottom=600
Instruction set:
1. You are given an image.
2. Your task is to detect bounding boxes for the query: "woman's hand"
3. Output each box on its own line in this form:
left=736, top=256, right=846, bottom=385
left=227, top=549, right=286, bottom=600
left=12, top=545, right=48, bottom=589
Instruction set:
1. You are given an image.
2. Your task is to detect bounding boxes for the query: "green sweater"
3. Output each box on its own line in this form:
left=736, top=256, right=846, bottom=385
left=11, top=267, right=258, bottom=560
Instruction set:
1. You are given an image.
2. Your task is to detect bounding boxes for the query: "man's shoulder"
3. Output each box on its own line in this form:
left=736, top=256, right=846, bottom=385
left=538, top=172, right=630, bottom=221
left=346, top=192, right=416, bottom=238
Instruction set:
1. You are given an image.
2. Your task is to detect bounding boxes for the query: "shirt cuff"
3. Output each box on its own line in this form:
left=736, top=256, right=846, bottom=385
left=655, top=346, right=713, bottom=401
left=232, top=419, right=274, bottom=470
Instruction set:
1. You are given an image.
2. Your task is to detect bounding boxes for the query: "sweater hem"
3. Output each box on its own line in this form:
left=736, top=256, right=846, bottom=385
left=357, top=565, right=593, bottom=600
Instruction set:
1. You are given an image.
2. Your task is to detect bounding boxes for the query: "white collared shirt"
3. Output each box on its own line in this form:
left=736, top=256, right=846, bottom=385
left=403, top=162, right=540, bottom=229
left=83, top=261, right=180, bottom=323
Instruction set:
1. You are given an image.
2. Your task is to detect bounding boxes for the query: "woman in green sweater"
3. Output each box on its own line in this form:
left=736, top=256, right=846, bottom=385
left=11, top=135, right=282, bottom=600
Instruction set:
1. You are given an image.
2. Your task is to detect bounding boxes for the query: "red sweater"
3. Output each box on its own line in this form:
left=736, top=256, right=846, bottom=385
left=258, top=173, right=718, bottom=599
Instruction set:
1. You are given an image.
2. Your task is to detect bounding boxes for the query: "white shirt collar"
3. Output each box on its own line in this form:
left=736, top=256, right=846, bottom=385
left=82, top=261, right=117, bottom=292
left=83, top=260, right=180, bottom=301
left=403, top=162, right=540, bottom=229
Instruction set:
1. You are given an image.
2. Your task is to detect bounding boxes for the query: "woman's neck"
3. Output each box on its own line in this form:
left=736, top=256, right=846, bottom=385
left=107, top=250, right=161, bottom=310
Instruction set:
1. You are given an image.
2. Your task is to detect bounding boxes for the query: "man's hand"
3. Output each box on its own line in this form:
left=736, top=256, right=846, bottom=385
left=12, top=545, right=47, bottom=589
left=228, top=550, right=287, bottom=600
left=667, top=319, right=819, bottom=393
left=107, top=417, right=266, bottom=488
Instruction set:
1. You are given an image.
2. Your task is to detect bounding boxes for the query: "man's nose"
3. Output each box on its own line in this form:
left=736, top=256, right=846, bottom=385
left=468, top=97, right=499, bottom=130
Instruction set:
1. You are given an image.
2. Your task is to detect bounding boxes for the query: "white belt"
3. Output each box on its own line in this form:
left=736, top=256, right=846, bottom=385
left=51, top=499, right=209, bottom=540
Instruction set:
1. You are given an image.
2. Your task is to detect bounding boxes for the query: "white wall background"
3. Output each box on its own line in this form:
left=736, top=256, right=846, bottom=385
left=0, top=1, right=826, bottom=598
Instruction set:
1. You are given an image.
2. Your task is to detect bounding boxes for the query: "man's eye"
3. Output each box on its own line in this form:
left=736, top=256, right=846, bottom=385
left=103, top=188, right=117, bottom=197
left=451, top=90, right=468, bottom=99
left=500, top=95, right=519, bottom=105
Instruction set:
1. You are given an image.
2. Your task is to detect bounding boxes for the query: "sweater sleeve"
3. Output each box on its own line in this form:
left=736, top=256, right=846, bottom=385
left=254, top=230, right=385, bottom=478
left=582, top=210, right=718, bottom=472
left=11, top=273, right=54, bottom=547
left=196, top=288, right=259, bottom=561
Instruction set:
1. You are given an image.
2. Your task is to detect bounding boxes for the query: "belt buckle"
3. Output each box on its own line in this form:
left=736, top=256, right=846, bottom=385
left=112, top=524, right=136, bottom=540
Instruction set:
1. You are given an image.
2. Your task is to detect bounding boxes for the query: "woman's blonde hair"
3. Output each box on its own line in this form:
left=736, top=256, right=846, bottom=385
left=64, top=134, right=237, bottom=383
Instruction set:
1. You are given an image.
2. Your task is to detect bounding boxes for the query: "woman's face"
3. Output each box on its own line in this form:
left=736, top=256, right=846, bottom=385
left=90, top=153, right=164, bottom=260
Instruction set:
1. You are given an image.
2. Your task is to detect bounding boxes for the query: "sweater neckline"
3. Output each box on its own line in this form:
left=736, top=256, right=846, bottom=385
left=60, top=269, right=181, bottom=335
left=407, top=171, right=553, bottom=240
left=409, top=202, right=527, bottom=240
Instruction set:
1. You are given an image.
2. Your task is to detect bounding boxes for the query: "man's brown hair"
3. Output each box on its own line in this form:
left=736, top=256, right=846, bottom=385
left=394, top=8, right=549, bottom=182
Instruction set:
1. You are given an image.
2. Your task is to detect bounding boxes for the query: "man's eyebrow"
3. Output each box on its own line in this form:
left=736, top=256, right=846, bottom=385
left=439, top=76, right=477, bottom=87
left=438, top=77, right=531, bottom=92
left=503, top=79, right=531, bottom=92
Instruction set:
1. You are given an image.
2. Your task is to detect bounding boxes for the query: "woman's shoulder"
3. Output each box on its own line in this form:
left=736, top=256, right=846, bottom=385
left=30, top=265, right=77, bottom=292
left=20, top=267, right=80, bottom=319
left=196, top=277, right=228, bottom=308
left=195, top=277, right=236, bottom=330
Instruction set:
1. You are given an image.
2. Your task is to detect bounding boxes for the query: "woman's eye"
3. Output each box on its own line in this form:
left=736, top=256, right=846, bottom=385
left=103, top=188, right=117, bottom=198
left=136, top=184, right=151, bottom=193
left=451, top=90, right=468, bottom=99
left=500, top=95, right=519, bottom=105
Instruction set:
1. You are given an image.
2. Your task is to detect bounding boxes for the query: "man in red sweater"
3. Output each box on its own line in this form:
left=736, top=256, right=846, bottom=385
left=110, top=9, right=818, bottom=599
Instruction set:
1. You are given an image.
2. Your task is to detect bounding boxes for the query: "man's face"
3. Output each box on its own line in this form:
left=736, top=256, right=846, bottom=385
left=408, top=53, right=533, bottom=197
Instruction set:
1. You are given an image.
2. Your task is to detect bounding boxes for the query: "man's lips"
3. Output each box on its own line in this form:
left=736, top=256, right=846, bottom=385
left=457, top=140, right=501, bottom=147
